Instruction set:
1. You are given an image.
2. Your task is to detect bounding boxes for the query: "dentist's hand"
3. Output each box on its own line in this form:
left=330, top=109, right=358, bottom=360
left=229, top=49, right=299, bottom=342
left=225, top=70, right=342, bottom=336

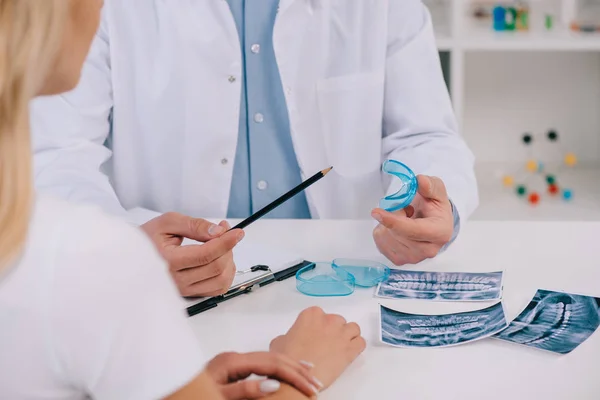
left=141, top=212, right=243, bottom=297
left=371, top=175, right=454, bottom=266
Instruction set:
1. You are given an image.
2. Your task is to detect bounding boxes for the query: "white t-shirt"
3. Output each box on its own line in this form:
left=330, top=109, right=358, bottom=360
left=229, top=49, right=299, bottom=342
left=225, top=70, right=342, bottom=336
left=0, top=195, right=205, bottom=400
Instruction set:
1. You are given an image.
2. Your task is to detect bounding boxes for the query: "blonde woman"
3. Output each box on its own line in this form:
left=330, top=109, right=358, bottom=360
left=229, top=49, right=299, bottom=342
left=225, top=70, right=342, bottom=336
left=0, top=1, right=365, bottom=399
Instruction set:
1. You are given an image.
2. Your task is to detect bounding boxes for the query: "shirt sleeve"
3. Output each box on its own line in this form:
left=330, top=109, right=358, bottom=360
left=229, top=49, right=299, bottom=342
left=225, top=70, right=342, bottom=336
left=439, top=198, right=461, bottom=253
left=30, top=5, right=131, bottom=221
left=382, top=0, right=479, bottom=224
left=48, top=207, right=205, bottom=400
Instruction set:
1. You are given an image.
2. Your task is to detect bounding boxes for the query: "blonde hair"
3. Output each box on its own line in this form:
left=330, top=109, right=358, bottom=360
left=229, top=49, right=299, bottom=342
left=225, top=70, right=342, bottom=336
left=0, top=0, right=68, bottom=268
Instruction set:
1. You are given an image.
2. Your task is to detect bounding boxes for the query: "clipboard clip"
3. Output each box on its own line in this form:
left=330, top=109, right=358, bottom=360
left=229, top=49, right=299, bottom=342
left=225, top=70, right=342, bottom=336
left=236, top=264, right=270, bottom=275
left=186, top=260, right=312, bottom=317
left=223, top=268, right=275, bottom=299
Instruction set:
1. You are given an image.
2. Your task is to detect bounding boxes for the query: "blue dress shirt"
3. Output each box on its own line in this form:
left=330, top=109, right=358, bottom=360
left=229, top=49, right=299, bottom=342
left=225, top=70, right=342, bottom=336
left=226, top=0, right=311, bottom=219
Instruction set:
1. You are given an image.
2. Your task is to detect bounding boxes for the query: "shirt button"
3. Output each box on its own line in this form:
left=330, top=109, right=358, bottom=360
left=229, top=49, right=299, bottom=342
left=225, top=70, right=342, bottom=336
left=254, top=113, right=264, bottom=123
left=221, top=158, right=228, bottom=165
left=228, top=75, right=236, bottom=83
left=251, top=44, right=261, bottom=54
left=257, top=180, right=268, bottom=190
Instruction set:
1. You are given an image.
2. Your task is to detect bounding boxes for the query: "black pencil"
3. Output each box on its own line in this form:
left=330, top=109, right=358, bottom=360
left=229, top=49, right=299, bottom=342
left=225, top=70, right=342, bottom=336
left=230, top=166, right=333, bottom=230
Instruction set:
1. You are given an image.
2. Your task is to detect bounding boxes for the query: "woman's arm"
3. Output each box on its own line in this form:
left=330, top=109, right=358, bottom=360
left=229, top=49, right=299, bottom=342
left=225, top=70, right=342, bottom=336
left=165, top=375, right=315, bottom=400
left=264, top=383, right=316, bottom=400
left=164, top=372, right=225, bottom=400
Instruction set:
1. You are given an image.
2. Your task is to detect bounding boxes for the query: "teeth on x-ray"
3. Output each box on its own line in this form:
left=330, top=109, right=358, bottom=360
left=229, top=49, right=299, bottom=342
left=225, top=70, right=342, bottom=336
left=380, top=302, right=508, bottom=348
left=397, top=272, right=497, bottom=285
left=376, top=270, right=504, bottom=302
left=494, top=290, right=600, bottom=354
left=389, top=281, right=493, bottom=291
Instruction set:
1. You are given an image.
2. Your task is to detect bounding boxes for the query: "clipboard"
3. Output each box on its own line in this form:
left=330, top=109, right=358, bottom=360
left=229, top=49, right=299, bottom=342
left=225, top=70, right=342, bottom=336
left=185, top=260, right=312, bottom=317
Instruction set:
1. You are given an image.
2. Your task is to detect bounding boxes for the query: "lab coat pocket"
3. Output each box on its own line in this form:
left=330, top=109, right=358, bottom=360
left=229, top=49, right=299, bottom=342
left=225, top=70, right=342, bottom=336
left=317, top=72, right=384, bottom=178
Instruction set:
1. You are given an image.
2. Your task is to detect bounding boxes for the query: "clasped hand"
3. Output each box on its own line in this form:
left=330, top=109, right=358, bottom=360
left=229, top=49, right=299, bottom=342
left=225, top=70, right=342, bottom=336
left=372, top=175, right=454, bottom=265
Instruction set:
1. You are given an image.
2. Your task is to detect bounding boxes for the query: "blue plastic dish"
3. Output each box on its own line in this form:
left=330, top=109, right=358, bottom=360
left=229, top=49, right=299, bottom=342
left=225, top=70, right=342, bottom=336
left=379, top=159, right=418, bottom=212
left=296, top=262, right=355, bottom=297
left=332, top=258, right=390, bottom=288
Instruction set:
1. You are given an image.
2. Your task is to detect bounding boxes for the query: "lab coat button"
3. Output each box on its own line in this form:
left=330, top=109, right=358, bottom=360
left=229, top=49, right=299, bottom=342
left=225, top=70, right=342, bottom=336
left=251, top=44, right=261, bottom=54
left=257, top=180, right=268, bottom=190
left=228, top=75, right=236, bottom=83
left=254, top=113, right=264, bottom=123
left=221, top=158, right=228, bottom=165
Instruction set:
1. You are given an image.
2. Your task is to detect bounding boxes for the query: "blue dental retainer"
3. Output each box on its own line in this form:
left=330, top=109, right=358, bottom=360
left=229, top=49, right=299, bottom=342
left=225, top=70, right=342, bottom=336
left=379, top=159, right=418, bottom=212
left=296, top=259, right=390, bottom=297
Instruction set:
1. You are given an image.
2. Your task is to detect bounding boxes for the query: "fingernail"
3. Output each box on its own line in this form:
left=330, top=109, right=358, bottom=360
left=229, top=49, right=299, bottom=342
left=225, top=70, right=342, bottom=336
left=310, top=384, right=320, bottom=394
left=371, top=211, right=382, bottom=223
left=299, top=360, right=314, bottom=368
left=220, top=220, right=231, bottom=229
left=237, top=230, right=245, bottom=242
left=259, top=379, right=281, bottom=393
left=208, top=224, right=225, bottom=236
left=311, top=376, right=324, bottom=389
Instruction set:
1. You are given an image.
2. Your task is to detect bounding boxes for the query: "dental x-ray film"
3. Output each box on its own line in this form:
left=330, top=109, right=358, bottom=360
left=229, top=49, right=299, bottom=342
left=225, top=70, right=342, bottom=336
left=376, top=269, right=503, bottom=301
left=493, top=289, right=600, bottom=354
left=380, top=302, right=508, bottom=348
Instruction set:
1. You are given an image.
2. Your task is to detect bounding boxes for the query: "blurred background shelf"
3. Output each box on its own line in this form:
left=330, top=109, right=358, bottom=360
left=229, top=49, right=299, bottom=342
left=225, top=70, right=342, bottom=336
left=457, top=28, right=600, bottom=51
left=424, top=0, right=600, bottom=221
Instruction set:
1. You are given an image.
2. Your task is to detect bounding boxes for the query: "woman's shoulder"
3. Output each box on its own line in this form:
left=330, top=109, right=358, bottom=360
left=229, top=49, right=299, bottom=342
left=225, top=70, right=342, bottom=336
left=29, top=194, right=170, bottom=289
left=24, top=196, right=204, bottom=399
left=33, top=194, right=159, bottom=264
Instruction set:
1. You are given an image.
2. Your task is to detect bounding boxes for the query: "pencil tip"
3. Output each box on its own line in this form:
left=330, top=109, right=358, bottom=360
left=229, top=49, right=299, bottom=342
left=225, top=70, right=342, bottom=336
left=322, top=166, right=333, bottom=175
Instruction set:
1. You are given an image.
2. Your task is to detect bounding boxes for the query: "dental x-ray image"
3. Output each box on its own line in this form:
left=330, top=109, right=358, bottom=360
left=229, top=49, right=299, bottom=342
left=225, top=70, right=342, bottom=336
left=380, top=302, right=508, bottom=348
left=494, top=289, right=600, bottom=354
left=376, top=270, right=503, bottom=301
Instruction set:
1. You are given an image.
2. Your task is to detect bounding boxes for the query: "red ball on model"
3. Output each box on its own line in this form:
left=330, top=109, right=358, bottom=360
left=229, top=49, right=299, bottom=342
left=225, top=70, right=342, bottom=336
left=528, top=192, right=540, bottom=205
left=548, top=184, right=559, bottom=195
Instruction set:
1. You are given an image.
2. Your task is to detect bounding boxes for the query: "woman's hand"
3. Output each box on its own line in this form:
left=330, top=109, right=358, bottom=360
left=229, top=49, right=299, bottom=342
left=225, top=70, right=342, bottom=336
left=205, top=351, right=320, bottom=399
left=269, top=306, right=366, bottom=391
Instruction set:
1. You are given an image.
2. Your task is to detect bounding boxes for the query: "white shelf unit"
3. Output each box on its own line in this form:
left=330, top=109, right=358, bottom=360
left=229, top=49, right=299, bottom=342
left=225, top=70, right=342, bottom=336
left=425, top=0, right=600, bottom=221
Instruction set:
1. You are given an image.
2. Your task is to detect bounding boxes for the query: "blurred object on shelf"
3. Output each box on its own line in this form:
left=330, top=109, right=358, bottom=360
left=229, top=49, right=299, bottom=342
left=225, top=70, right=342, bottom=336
left=506, top=6, right=518, bottom=30
left=570, top=22, right=600, bottom=32
left=493, top=5, right=507, bottom=31
left=474, top=5, right=490, bottom=19
left=516, top=3, right=530, bottom=31
left=465, top=0, right=593, bottom=34
left=491, top=3, right=520, bottom=31
left=567, top=0, right=600, bottom=32
left=545, top=14, right=554, bottom=30
left=500, top=129, right=576, bottom=206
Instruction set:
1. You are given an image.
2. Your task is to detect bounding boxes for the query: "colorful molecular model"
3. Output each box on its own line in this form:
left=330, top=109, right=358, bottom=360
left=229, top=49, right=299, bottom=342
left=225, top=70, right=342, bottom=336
left=501, top=129, right=576, bottom=206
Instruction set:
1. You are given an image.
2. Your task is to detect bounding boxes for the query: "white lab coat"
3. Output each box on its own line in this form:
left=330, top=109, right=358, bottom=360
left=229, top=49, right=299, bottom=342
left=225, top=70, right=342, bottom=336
left=31, top=0, right=478, bottom=224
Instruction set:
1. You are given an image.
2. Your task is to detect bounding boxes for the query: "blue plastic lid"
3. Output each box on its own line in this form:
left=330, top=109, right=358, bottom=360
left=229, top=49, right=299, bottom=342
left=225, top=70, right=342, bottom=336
left=296, top=262, right=355, bottom=297
left=332, top=258, right=390, bottom=288
left=379, top=160, right=418, bottom=212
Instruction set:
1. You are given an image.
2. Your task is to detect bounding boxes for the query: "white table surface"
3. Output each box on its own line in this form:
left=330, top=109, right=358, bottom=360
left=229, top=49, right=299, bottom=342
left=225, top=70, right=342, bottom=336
left=187, top=219, right=600, bottom=400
